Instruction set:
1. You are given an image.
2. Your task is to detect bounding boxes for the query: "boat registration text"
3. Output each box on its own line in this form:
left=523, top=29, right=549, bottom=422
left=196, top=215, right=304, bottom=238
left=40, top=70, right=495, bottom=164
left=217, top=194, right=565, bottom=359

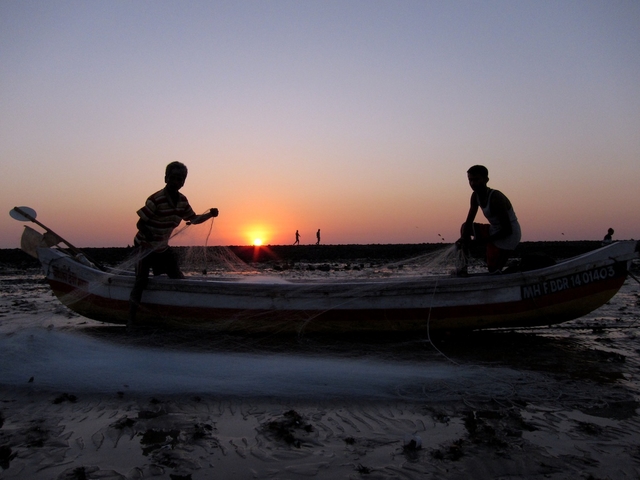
left=521, top=262, right=626, bottom=300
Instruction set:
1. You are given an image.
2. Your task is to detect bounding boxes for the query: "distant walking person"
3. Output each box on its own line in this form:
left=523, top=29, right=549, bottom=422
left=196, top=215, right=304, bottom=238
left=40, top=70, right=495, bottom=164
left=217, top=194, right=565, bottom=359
left=316, top=229, right=321, bottom=245
left=455, top=165, right=521, bottom=274
left=294, top=230, right=300, bottom=245
left=602, top=228, right=614, bottom=245
left=129, top=162, right=219, bottom=326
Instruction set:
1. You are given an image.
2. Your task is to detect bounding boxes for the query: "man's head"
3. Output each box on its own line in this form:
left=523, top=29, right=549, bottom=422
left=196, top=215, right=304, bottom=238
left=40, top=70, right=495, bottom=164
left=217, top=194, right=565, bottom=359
left=467, top=165, right=489, bottom=192
left=165, top=162, right=188, bottom=191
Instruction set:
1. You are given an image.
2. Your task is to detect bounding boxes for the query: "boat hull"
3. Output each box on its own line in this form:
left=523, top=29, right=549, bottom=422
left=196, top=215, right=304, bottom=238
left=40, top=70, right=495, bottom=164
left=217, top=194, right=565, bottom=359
left=35, top=240, right=639, bottom=333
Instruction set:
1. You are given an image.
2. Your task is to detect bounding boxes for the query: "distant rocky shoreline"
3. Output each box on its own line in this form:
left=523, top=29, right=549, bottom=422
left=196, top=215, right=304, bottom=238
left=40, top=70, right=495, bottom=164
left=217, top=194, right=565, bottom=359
left=0, top=241, right=604, bottom=269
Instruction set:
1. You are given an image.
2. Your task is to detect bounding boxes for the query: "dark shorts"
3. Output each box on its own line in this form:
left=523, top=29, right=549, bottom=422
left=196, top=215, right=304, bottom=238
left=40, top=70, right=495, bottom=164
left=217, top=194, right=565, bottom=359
left=148, top=248, right=183, bottom=278
left=130, top=247, right=184, bottom=305
left=472, top=223, right=512, bottom=272
left=135, top=247, right=184, bottom=279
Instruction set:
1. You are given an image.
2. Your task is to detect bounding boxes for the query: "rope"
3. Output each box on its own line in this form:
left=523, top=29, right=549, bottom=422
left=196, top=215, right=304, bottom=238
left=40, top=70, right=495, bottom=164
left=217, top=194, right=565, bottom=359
left=425, top=279, right=460, bottom=366
left=201, top=215, right=215, bottom=274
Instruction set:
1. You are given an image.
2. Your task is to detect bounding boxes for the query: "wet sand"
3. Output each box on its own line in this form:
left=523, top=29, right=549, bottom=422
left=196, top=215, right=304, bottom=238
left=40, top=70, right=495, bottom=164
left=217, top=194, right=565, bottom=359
left=1, top=262, right=640, bottom=479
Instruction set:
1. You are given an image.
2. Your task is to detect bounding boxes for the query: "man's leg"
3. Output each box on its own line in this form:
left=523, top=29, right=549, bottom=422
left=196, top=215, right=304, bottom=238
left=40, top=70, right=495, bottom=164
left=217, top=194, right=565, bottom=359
left=129, top=251, right=152, bottom=326
left=162, top=248, right=185, bottom=279
left=486, top=244, right=511, bottom=273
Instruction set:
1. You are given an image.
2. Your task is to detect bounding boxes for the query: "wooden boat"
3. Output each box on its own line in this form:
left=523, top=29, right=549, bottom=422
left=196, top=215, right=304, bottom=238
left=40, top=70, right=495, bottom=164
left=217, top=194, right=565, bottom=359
left=18, top=226, right=639, bottom=333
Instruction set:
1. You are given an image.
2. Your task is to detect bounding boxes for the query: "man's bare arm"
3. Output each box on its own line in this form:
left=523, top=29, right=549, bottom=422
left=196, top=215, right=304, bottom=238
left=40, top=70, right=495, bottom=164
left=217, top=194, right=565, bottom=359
left=188, top=208, right=219, bottom=225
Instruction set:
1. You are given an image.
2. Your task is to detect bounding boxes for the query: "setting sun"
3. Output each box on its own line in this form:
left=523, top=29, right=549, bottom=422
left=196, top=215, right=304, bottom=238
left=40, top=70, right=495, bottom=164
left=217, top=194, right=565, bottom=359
left=246, top=225, right=270, bottom=247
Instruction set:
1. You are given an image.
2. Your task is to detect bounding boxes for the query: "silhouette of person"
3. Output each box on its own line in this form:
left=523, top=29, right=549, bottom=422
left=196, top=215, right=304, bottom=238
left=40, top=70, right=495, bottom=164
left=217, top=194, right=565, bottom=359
left=294, top=230, right=300, bottom=245
left=456, top=165, right=521, bottom=274
left=316, top=229, right=321, bottom=245
left=602, top=228, right=614, bottom=245
left=130, top=161, right=218, bottom=326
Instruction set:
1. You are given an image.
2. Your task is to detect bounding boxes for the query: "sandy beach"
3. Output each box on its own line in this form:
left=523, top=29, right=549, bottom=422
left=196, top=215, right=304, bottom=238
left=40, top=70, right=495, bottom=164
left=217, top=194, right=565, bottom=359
left=1, top=258, right=640, bottom=479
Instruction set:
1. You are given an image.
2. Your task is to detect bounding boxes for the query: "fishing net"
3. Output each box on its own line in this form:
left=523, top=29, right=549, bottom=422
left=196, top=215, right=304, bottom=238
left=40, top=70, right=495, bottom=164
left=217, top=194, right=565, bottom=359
left=175, top=219, right=483, bottom=279
left=10, top=219, right=640, bottom=406
left=43, top=215, right=498, bottom=339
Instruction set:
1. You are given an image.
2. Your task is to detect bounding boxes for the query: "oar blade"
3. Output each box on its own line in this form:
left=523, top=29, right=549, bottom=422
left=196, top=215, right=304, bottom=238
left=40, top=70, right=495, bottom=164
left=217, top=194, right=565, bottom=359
left=10, top=206, right=37, bottom=222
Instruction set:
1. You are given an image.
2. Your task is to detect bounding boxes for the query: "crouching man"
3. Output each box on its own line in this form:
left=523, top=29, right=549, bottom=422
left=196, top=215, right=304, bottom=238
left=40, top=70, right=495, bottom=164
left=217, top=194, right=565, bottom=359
left=456, top=165, right=521, bottom=274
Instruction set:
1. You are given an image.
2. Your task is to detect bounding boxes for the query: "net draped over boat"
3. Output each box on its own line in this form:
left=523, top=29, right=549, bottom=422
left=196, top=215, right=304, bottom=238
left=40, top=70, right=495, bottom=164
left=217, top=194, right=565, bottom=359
left=53, top=218, right=479, bottom=334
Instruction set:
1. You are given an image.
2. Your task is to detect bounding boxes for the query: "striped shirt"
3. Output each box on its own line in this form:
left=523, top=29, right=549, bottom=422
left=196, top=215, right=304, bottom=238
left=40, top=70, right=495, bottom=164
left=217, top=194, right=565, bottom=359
left=134, top=189, right=196, bottom=250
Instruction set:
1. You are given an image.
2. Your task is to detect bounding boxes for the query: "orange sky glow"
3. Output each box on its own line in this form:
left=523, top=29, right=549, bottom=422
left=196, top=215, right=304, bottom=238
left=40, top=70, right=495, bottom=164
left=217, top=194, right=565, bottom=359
left=2, top=2, right=640, bottom=249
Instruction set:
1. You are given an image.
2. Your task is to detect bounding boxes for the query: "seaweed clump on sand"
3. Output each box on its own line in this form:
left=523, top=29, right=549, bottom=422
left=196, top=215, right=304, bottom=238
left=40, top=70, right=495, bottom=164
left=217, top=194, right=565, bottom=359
left=140, top=428, right=181, bottom=455
left=262, top=409, right=314, bottom=448
left=431, top=405, right=537, bottom=462
left=0, top=444, right=16, bottom=470
left=52, top=393, right=78, bottom=404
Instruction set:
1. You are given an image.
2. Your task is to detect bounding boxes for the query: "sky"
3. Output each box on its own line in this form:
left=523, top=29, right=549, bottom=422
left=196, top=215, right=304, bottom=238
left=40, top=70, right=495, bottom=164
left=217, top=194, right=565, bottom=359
left=2, top=1, right=639, bottom=248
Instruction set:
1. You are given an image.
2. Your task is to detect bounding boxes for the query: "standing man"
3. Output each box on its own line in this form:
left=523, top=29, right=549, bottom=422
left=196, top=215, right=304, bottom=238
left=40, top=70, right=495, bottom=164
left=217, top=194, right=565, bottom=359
left=316, top=229, right=321, bottom=245
left=129, top=161, right=218, bottom=325
left=456, top=165, right=521, bottom=274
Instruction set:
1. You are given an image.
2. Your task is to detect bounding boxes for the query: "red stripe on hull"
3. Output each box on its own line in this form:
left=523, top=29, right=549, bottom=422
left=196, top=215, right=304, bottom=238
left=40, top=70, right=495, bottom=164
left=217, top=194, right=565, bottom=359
left=47, top=273, right=626, bottom=333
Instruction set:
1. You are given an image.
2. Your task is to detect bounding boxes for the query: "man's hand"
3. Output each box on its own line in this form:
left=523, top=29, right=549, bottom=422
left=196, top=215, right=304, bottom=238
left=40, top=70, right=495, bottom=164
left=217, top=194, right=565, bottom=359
left=187, top=208, right=219, bottom=225
left=455, top=237, right=466, bottom=249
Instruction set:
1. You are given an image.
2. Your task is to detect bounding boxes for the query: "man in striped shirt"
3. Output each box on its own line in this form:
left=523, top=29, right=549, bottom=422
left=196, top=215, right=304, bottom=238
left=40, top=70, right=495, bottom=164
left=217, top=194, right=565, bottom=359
left=129, top=161, right=218, bottom=325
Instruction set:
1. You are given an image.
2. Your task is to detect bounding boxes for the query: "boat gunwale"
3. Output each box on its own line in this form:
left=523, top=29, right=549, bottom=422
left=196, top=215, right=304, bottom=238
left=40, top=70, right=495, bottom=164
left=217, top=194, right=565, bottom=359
left=38, top=240, right=638, bottom=294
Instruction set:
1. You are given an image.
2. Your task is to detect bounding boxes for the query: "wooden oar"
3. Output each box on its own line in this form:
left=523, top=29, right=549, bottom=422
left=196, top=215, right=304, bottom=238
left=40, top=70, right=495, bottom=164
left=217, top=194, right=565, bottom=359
left=11, top=206, right=106, bottom=271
